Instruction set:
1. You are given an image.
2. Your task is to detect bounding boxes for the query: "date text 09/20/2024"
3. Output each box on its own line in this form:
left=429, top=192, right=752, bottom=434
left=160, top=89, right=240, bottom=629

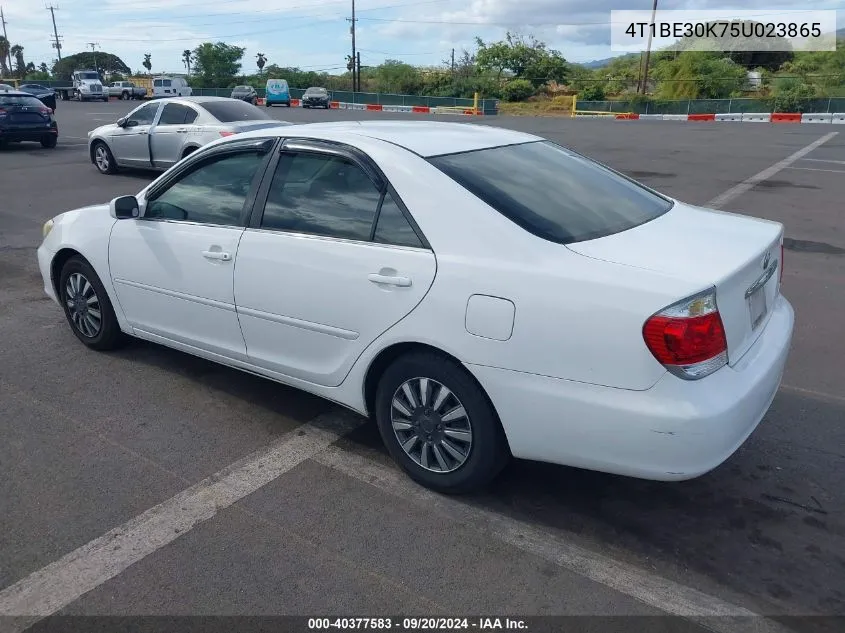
left=308, top=618, right=528, bottom=630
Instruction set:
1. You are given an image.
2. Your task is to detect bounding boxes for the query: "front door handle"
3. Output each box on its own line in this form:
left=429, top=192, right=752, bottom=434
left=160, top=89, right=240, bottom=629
left=368, top=273, right=411, bottom=287
left=176, top=128, right=188, bottom=133
left=202, top=250, right=231, bottom=261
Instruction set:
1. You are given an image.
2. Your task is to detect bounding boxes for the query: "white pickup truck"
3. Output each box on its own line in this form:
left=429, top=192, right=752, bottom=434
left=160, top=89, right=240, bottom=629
left=107, top=81, right=147, bottom=100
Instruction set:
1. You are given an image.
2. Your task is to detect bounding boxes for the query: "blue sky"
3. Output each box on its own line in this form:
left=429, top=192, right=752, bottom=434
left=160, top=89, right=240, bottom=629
left=2, top=0, right=842, bottom=76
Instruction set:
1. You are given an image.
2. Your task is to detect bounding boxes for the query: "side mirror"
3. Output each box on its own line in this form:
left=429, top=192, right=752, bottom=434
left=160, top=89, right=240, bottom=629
left=110, top=195, right=140, bottom=220
left=116, top=117, right=127, bottom=127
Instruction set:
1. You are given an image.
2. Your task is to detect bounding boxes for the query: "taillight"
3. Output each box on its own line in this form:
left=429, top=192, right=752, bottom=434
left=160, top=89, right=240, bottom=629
left=39, top=107, right=52, bottom=115
left=643, top=288, right=728, bottom=380
left=219, top=131, right=236, bottom=137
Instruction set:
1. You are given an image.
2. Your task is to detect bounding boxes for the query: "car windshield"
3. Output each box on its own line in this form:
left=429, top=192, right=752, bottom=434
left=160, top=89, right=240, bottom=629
left=306, top=88, right=326, bottom=94
left=234, top=86, right=250, bottom=91
left=201, top=99, right=272, bottom=122
left=429, top=141, right=673, bottom=245
left=0, top=95, right=46, bottom=107
left=78, top=72, right=99, bottom=80
left=22, top=85, right=49, bottom=91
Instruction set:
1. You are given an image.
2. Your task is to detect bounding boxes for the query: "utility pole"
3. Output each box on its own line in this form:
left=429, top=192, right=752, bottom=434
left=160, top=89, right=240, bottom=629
left=47, top=5, right=62, bottom=60
left=87, top=41, right=99, bottom=74
left=640, top=0, right=658, bottom=95
left=347, top=0, right=357, bottom=91
left=356, top=51, right=361, bottom=92
left=1, top=6, right=13, bottom=77
left=451, top=48, right=455, bottom=74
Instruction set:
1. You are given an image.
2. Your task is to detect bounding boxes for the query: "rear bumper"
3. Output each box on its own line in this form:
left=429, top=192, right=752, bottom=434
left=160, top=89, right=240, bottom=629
left=468, top=294, right=794, bottom=481
left=0, top=125, right=57, bottom=142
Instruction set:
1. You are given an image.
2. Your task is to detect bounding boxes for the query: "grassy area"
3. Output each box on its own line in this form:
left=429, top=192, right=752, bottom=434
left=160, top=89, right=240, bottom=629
left=498, top=96, right=575, bottom=116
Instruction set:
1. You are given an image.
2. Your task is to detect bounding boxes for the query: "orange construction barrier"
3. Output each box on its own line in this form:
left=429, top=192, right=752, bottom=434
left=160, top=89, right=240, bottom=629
left=330, top=101, right=340, bottom=109
left=366, top=104, right=383, bottom=111
left=615, top=113, right=640, bottom=120
left=771, top=112, right=801, bottom=123
left=688, top=113, right=716, bottom=121
left=412, top=106, right=430, bottom=113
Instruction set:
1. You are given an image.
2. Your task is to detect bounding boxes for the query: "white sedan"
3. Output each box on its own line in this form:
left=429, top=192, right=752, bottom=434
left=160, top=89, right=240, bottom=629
left=37, top=121, right=794, bottom=493
left=87, top=96, right=288, bottom=175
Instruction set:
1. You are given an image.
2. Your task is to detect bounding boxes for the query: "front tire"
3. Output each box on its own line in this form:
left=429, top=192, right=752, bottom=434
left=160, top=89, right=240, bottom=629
left=121, top=91, right=130, bottom=100
left=374, top=352, right=510, bottom=494
left=59, top=256, right=126, bottom=351
left=92, top=140, right=117, bottom=174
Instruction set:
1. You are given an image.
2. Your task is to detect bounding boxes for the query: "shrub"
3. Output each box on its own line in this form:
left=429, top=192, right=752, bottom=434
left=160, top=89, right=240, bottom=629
left=578, top=83, right=606, bottom=101
left=501, top=79, right=535, bottom=102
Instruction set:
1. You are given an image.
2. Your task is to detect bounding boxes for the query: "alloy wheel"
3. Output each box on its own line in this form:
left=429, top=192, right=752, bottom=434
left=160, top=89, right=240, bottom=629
left=391, top=377, right=473, bottom=473
left=95, top=145, right=110, bottom=172
left=65, top=272, right=102, bottom=337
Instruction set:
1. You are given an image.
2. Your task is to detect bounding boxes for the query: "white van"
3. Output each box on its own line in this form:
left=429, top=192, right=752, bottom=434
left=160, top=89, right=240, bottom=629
left=152, top=76, right=192, bottom=98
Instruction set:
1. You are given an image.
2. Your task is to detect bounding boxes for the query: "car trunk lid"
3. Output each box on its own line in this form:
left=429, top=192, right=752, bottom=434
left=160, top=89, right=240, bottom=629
left=566, top=201, right=783, bottom=366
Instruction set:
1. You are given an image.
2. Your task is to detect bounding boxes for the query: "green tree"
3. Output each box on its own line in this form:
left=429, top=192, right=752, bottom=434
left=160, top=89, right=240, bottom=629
left=256, top=52, right=267, bottom=72
left=38, top=62, right=49, bottom=74
left=476, top=32, right=567, bottom=87
left=52, top=51, right=130, bottom=80
left=653, top=52, right=747, bottom=99
left=374, top=59, right=422, bottom=94
left=142, top=53, right=151, bottom=73
left=182, top=50, right=192, bottom=74
left=192, top=42, right=245, bottom=87
left=0, top=36, right=9, bottom=77
left=674, top=21, right=794, bottom=71
left=11, top=44, right=25, bottom=78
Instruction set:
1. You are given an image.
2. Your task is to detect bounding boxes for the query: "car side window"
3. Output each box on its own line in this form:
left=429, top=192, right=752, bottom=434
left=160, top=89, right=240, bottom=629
left=260, top=151, right=382, bottom=241
left=127, top=103, right=158, bottom=126
left=183, top=108, right=198, bottom=124
left=145, top=151, right=266, bottom=226
left=374, top=193, right=424, bottom=248
left=158, top=103, right=190, bottom=125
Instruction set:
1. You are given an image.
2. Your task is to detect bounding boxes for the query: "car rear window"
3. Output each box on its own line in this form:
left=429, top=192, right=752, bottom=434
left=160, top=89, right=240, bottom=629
left=0, top=95, right=45, bottom=107
left=202, top=100, right=272, bottom=122
left=428, top=141, right=673, bottom=245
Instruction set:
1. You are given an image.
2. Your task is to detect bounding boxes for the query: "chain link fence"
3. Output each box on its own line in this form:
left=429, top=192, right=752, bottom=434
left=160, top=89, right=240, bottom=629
left=576, top=98, right=845, bottom=114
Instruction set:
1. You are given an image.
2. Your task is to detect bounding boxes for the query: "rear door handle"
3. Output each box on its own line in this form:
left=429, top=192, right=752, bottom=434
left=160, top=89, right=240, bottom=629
left=202, top=250, right=231, bottom=261
left=368, top=273, right=411, bottom=287
left=176, top=128, right=188, bottom=133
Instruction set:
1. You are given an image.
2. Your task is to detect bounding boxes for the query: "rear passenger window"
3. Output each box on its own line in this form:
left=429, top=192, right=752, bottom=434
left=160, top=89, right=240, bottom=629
left=260, top=152, right=382, bottom=241
left=183, top=108, right=198, bottom=124
left=159, top=103, right=190, bottom=125
left=374, top=194, right=423, bottom=248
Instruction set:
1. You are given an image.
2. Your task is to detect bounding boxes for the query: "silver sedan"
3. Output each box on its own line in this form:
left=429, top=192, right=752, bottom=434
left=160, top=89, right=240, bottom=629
left=87, top=96, right=289, bottom=175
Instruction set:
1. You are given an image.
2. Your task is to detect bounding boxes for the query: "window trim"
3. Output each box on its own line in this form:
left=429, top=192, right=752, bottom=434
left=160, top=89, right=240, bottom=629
left=247, top=138, right=431, bottom=250
left=141, top=137, right=279, bottom=228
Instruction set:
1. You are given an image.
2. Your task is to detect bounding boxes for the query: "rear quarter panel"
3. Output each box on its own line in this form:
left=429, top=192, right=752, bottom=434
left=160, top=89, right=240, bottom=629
left=331, top=137, right=698, bottom=391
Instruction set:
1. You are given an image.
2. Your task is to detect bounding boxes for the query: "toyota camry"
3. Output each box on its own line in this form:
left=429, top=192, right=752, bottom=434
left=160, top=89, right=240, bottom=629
left=37, top=121, right=794, bottom=493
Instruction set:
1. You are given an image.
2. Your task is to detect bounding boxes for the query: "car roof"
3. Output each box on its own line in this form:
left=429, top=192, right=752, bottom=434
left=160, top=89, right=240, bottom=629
left=267, top=120, right=542, bottom=158
left=0, top=90, right=38, bottom=97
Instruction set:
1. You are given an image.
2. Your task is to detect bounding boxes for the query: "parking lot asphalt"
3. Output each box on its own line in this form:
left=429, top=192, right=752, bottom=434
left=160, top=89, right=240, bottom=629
left=1, top=100, right=844, bottom=630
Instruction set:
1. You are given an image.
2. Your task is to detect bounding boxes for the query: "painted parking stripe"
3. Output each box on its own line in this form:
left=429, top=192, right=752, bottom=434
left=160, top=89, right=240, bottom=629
left=705, top=132, right=838, bottom=209
left=314, top=445, right=794, bottom=633
left=0, top=411, right=363, bottom=628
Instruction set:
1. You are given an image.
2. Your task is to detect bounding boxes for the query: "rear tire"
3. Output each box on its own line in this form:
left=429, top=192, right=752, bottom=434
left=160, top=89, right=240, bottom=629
left=59, top=256, right=127, bottom=351
left=41, top=135, right=57, bottom=149
left=121, top=91, right=130, bottom=100
left=92, top=140, right=117, bottom=174
left=374, top=352, right=510, bottom=494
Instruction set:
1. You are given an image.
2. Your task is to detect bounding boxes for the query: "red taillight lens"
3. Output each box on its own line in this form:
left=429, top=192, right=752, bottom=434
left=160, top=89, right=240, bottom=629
left=643, top=289, right=728, bottom=380
left=40, top=107, right=52, bottom=115
left=219, top=131, right=236, bottom=137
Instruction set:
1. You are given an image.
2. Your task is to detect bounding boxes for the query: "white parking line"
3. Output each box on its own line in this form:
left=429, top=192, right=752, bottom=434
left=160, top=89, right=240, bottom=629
left=314, top=446, right=794, bottom=633
left=786, top=166, right=845, bottom=174
left=800, top=158, right=845, bottom=165
left=706, top=132, right=838, bottom=209
left=0, top=412, right=363, bottom=628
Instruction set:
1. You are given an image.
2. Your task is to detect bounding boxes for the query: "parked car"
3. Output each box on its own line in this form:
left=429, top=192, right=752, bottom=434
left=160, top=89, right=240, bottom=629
left=0, top=83, right=15, bottom=91
left=152, top=76, right=192, bottom=98
left=301, top=86, right=330, bottom=109
left=230, top=85, right=258, bottom=104
left=107, top=81, right=147, bottom=100
left=0, top=90, right=58, bottom=148
left=17, top=84, right=58, bottom=111
left=40, top=121, right=793, bottom=494
left=265, top=78, right=290, bottom=107
left=87, top=96, right=288, bottom=174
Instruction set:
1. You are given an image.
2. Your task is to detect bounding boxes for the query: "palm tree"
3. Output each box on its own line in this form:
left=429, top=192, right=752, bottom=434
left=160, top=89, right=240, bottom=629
left=182, top=49, right=192, bottom=74
left=142, top=53, right=152, bottom=74
left=0, top=36, right=9, bottom=77
left=256, top=53, right=267, bottom=73
left=10, top=44, right=24, bottom=78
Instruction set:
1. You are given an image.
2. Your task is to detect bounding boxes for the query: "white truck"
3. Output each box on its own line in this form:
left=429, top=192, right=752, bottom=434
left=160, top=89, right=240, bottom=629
left=107, top=81, right=147, bottom=100
left=152, top=76, right=192, bottom=98
left=53, top=70, right=108, bottom=101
